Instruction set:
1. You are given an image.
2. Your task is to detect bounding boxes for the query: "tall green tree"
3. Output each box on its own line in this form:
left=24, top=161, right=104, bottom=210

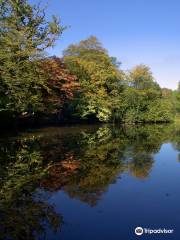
left=123, top=65, right=173, bottom=122
left=63, top=36, right=125, bottom=122
left=129, top=64, right=160, bottom=90
left=0, top=0, right=64, bottom=116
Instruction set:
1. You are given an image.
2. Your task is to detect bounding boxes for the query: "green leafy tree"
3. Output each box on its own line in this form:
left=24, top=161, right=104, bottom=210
left=129, top=64, right=160, bottom=90
left=63, top=36, right=125, bottom=122
left=173, top=82, right=180, bottom=115
left=122, top=64, right=173, bottom=123
left=0, top=0, right=64, bottom=117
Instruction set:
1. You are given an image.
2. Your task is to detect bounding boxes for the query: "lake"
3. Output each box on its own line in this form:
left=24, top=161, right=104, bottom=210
left=0, top=124, right=180, bottom=240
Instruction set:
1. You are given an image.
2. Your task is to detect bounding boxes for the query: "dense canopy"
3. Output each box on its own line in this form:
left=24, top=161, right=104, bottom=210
left=0, top=0, right=178, bottom=126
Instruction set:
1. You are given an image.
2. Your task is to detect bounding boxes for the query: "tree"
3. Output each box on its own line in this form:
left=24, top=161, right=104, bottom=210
left=0, top=0, right=64, bottom=116
left=63, top=35, right=107, bottom=56
left=122, top=64, right=173, bottom=123
left=41, top=57, right=79, bottom=116
left=129, top=64, right=160, bottom=90
left=173, top=81, right=180, bottom=114
left=63, top=36, right=125, bottom=122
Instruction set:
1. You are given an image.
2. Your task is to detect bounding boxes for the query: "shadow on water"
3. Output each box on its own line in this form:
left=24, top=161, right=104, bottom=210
left=0, top=123, right=180, bottom=239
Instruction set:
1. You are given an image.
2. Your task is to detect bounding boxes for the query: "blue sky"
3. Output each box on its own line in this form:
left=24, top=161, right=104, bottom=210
left=31, top=0, right=180, bottom=89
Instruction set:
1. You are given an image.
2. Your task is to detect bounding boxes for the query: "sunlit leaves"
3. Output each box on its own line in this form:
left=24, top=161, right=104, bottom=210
left=0, top=0, right=63, bottom=115
left=63, top=36, right=124, bottom=122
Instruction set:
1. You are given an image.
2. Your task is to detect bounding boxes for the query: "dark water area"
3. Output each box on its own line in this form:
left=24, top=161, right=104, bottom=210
left=1, top=124, right=180, bottom=240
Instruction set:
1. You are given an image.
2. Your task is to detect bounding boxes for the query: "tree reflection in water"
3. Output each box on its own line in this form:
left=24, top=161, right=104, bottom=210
left=0, top=137, right=62, bottom=240
left=0, top=123, right=179, bottom=239
left=40, top=124, right=176, bottom=205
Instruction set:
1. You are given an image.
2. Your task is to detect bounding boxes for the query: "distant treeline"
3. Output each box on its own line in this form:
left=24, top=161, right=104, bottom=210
left=1, top=0, right=180, bottom=127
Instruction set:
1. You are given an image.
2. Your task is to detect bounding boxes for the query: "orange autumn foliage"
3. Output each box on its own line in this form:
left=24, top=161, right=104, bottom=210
left=42, top=57, right=79, bottom=114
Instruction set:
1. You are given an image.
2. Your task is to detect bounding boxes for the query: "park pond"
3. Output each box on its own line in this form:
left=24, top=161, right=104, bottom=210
left=0, top=124, right=180, bottom=239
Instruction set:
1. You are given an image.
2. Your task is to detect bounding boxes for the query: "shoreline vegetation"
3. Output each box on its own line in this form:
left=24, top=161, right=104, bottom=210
left=1, top=1, right=180, bottom=129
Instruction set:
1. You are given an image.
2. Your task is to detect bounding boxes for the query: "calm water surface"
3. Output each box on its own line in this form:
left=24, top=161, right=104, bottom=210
left=1, top=124, right=180, bottom=239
